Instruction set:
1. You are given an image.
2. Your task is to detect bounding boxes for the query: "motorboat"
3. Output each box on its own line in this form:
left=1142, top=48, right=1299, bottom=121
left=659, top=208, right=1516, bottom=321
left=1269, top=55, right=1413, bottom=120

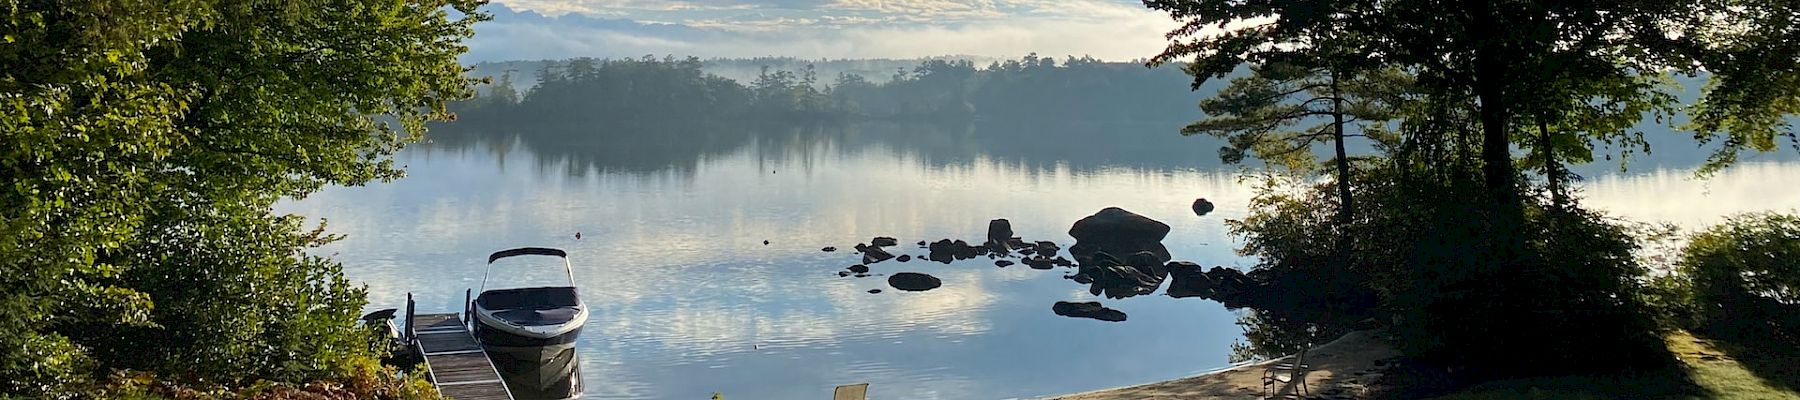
left=472, top=247, right=587, bottom=399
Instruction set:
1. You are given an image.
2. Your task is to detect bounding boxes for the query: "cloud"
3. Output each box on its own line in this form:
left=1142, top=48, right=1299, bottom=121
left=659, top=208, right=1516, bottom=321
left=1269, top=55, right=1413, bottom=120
left=462, top=1, right=1179, bottom=61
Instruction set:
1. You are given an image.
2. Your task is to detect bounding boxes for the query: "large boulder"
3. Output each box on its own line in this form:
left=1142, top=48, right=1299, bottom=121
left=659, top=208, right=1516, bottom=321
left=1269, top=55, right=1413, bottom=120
left=1052, top=301, right=1127, bottom=322
left=987, top=219, right=1014, bottom=247
left=1068, top=207, right=1172, bottom=264
left=1164, top=261, right=1214, bottom=298
left=888, top=272, right=942, bottom=291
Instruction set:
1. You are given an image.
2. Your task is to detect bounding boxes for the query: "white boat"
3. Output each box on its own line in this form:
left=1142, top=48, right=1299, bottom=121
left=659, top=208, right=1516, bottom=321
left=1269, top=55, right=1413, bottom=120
left=473, top=247, right=587, bottom=399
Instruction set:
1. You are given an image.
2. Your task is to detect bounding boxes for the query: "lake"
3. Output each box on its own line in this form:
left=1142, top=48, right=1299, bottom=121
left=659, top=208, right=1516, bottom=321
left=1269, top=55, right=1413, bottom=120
left=278, top=121, right=1800, bottom=399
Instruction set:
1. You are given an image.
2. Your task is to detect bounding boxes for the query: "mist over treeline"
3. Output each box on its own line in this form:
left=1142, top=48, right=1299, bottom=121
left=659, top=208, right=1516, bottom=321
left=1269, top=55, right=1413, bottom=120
left=446, top=55, right=1212, bottom=128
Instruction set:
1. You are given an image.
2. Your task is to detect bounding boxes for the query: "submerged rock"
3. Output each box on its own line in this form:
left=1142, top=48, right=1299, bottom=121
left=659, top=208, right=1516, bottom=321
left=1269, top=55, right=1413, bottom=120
left=1068, top=207, right=1172, bottom=265
left=888, top=272, right=942, bottom=291
left=871, top=237, right=899, bottom=247
left=1052, top=301, right=1127, bottom=322
left=1164, top=261, right=1214, bottom=298
left=1192, top=198, right=1216, bottom=217
left=862, top=247, right=896, bottom=264
left=1007, top=237, right=1030, bottom=249
left=1070, top=251, right=1167, bottom=299
left=927, top=239, right=981, bottom=263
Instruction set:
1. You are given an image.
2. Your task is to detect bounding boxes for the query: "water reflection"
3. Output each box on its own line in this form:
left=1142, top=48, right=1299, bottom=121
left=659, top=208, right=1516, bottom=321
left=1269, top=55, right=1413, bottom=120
left=284, top=121, right=1800, bottom=399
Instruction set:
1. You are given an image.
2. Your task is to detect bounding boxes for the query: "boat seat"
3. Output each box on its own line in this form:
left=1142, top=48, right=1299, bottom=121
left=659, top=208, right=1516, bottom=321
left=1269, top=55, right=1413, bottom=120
left=491, top=307, right=581, bottom=326
left=477, top=287, right=582, bottom=326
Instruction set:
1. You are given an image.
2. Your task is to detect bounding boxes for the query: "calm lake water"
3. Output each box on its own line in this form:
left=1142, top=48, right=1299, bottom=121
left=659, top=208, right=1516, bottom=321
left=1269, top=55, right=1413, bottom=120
left=279, top=121, right=1800, bottom=400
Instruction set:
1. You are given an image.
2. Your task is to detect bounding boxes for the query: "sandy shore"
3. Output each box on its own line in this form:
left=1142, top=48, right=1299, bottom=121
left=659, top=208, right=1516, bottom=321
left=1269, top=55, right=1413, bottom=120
left=1044, top=330, right=1398, bottom=400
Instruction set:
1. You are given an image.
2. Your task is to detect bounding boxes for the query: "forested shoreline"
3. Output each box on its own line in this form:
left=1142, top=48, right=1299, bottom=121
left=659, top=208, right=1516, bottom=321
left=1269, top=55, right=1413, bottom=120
left=444, top=55, right=1212, bottom=127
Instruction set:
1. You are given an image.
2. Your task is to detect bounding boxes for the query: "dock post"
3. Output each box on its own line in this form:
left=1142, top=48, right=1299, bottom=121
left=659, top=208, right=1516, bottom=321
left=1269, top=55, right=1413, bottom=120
left=463, top=288, right=473, bottom=330
left=404, top=292, right=416, bottom=344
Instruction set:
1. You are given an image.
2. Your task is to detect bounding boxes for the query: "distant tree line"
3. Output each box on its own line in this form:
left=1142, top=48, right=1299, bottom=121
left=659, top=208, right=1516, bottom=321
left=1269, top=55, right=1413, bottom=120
left=445, top=54, right=1206, bottom=129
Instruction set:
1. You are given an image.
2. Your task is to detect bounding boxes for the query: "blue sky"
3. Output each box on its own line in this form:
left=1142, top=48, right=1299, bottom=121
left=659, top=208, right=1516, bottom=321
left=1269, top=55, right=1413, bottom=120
left=465, top=0, right=1179, bottom=61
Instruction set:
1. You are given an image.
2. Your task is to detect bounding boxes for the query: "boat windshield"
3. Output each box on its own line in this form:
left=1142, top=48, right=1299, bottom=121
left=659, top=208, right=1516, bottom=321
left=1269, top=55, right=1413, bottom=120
left=483, top=248, right=577, bottom=292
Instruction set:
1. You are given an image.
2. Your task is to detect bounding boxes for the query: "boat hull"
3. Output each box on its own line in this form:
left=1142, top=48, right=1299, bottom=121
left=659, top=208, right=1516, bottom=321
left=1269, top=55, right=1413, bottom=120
left=476, top=324, right=584, bottom=400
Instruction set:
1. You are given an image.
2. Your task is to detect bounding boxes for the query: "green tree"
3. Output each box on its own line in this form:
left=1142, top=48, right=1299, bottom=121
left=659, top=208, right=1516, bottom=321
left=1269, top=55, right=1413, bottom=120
left=1147, top=0, right=1800, bottom=249
left=1, top=0, right=485, bottom=395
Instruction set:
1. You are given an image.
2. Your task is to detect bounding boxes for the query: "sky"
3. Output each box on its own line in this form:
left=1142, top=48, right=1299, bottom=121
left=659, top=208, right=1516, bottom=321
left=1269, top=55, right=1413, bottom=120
left=464, top=0, right=1182, bottom=62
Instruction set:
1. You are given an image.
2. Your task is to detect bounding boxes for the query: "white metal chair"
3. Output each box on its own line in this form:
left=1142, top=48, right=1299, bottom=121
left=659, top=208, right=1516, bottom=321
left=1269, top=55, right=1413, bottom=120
left=1262, top=344, right=1312, bottom=399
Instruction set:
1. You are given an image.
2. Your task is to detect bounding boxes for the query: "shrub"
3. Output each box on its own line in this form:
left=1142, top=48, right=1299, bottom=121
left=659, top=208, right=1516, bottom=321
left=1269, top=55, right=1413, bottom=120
left=1674, top=212, right=1800, bottom=344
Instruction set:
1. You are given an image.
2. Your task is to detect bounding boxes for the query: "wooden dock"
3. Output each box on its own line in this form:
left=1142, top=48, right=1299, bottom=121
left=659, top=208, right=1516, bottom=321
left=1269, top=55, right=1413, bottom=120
left=410, top=312, right=513, bottom=400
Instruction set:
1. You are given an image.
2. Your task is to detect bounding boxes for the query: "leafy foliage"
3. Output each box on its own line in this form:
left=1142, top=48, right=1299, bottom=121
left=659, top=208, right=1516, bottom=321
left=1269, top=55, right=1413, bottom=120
left=1, top=0, right=483, bottom=395
left=1668, top=213, right=1800, bottom=344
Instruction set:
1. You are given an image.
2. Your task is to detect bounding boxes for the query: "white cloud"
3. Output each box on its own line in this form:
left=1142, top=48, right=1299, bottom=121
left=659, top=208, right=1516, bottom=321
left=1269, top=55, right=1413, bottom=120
left=465, top=0, right=1178, bottom=61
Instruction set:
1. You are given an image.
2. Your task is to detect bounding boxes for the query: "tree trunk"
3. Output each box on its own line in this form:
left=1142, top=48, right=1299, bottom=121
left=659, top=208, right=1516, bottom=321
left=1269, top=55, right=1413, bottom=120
left=1471, top=1, right=1525, bottom=248
left=1332, top=71, right=1353, bottom=284
left=1333, top=73, right=1354, bottom=227
left=1538, top=119, right=1566, bottom=209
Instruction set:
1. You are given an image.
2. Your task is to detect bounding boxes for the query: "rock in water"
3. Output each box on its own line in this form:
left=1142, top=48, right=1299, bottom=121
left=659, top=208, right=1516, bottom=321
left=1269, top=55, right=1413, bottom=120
left=1052, top=301, right=1127, bottom=322
left=1034, top=241, right=1061, bottom=257
left=862, top=247, right=896, bottom=264
left=1192, top=198, right=1216, bottom=217
left=871, top=237, right=899, bottom=247
left=1164, top=261, right=1214, bottom=298
left=822, top=246, right=838, bottom=252
left=995, top=260, right=1015, bottom=267
left=868, top=289, right=883, bottom=294
left=1069, top=251, right=1166, bottom=299
left=847, top=264, right=870, bottom=274
left=1006, top=237, right=1029, bottom=249
left=1068, top=207, right=1172, bottom=265
left=897, top=254, right=912, bottom=262
left=987, top=219, right=1014, bottom=247
left=888, top=272, right=942, bottom=291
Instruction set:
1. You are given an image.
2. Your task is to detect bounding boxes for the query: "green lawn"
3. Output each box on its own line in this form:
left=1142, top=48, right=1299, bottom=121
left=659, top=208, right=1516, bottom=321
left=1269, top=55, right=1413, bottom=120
left=1432, top=331, right=1800, bottom=400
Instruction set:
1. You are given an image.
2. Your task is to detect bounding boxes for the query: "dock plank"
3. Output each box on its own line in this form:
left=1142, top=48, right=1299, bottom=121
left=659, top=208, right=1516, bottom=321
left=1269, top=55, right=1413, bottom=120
left=410, top=313, right=513, bottom=400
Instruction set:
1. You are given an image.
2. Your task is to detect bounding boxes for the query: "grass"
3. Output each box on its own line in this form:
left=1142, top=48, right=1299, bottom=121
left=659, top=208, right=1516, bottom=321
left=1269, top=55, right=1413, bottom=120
left=1430, top=331, right=1799, bottom=400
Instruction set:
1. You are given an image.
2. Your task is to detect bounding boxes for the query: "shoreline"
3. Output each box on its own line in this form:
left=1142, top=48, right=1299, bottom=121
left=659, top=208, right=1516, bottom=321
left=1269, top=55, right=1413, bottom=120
left=1041, top=330, right=1398, bottom=399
